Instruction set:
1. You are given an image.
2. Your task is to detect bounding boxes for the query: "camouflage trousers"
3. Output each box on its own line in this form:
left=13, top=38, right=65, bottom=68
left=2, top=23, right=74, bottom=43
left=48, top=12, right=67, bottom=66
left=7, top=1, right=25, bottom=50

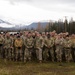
left=64, top=48, right=72, bottom=62
left=72, top=48, right=75, bottom=62
left=4, top=48, right=13, bottom=60
left=43, top=47, right=49, bottom=61
left=55, top=46, right=63, bottom=62
left=15, top=47, right=23, bottom=61
left=24, top=48, right=32, bottom=61
left=0, top=46, right=3, bottom=58
left=49, top=47, right=54, bottom=62
left=36, top=48, right=42, bottom=61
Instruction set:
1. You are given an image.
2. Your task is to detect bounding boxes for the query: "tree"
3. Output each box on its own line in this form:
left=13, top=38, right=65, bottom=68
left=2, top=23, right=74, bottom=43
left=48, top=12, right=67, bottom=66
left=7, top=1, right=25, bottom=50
left=36, top=22, right=41, bottom=32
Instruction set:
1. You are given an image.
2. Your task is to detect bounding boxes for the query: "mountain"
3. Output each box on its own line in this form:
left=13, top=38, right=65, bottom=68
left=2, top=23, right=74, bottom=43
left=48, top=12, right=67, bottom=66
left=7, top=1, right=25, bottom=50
left=0, top=19, right=11, bottom=25
left=0, top=19, right=48, bottom=31
left=22, top=22, right=48, bottom=29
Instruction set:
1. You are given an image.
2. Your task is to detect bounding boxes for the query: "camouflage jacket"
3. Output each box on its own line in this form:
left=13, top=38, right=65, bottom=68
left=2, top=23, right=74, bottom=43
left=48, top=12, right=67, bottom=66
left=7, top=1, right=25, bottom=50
left=45, top=37, right=54, bottom=48
left=64, top=39, right=72, bottom=48
left=35, top=36, right=43, bottom=49
left=4, top=37, right=13, bottom=48
left=24, top=37, right=34, bottom=48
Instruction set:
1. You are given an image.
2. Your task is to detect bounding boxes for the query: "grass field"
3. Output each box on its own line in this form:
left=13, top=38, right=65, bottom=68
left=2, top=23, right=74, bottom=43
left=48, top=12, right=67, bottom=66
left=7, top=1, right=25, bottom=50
left=0, top=60, right=75, bottom=75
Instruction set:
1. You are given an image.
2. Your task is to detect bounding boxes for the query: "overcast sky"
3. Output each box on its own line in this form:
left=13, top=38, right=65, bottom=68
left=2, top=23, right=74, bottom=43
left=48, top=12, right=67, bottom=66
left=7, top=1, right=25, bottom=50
left=0, top=0, right=75, bottom=27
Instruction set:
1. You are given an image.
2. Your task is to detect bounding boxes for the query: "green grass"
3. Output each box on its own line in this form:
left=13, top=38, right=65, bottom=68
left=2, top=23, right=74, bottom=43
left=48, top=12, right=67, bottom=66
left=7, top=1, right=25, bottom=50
left=0, top=60, right=75, bottom=75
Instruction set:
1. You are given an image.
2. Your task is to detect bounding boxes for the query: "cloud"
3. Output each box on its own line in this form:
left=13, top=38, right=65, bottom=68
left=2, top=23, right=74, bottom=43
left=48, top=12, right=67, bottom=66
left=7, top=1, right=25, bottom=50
left=5, top=0, right=75, bottom=4
left=6, top=0, right=75, bottom=12
left=0, top=0, right=75, bottom=27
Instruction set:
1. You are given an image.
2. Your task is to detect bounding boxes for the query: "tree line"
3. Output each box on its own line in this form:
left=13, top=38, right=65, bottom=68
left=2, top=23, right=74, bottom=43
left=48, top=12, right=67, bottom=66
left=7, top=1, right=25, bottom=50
left=36, top=18, right=75, bottom=34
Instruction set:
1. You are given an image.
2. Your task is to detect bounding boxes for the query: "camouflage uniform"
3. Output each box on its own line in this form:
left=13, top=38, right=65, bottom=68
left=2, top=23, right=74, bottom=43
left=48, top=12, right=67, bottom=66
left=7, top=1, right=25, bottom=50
left=35, top=36, right=43, bottom=62
left=50, top=36, right=56, bottom=61
left=55, top=36, right=64, bottom=62
left=71, top=37, right=75, bottom=61
left=12, top=35, right=17, bottom=61
left=24, top=36, right=34, bottom=62
left=64, top=37, right=72, bottom=62
left=14, top=37, right=23, bottom=61
left=44, top=35, right=55, bottom=62
left=4, top=37, right=13, bottom=60
left=0, top=35, right=4, bottom=58
left=42, top=36, right=48, bottom=61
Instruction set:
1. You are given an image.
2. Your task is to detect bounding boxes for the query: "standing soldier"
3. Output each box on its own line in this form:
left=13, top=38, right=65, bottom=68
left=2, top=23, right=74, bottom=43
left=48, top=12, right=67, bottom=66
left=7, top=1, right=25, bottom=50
left=71, top=34, right=75, bottom=62
left=44, top=34, right=55, bottom=62
left=0, top=33, right=4, bottom=59
left=14, top=35, right=23, bottom=61
left=35, top=32, right=43, bottom=63
left=64, top=35, right=72, bottom=62
left=4, top=33, right=13, bottom=61
left=12, top=34, right=17, bottom=61
left=41, top=32, right=48, bottom=61
left=42, top=32, right=47, bottom=48
left=32, top=32, right=36, bottom=60
left=24, top=32, right=34, bottom=62
left=55, top=34, right=64, bottom=62
left=50, top=31, right=56, bottom=61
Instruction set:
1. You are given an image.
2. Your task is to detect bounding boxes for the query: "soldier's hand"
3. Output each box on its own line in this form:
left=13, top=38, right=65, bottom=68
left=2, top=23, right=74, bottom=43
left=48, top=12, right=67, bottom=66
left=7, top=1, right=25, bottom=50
left=3, top=46, right=6, bottom=49
left=48, top=46, right=50, bottom=48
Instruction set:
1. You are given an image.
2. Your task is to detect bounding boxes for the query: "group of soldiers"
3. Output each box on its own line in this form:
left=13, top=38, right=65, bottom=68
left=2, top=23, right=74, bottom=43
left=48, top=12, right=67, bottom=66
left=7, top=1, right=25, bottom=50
left=0, top=30, right=75, bottom=63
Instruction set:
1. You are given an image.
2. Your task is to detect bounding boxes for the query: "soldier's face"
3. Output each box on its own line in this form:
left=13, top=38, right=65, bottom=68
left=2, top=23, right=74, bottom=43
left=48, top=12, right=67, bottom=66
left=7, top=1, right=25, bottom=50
left=37, top=33, right=40, bottom=37
left=25, top=32, right=28, bottom=36
left=32, top=33, right=35, bottom=36
left=6, top=35, right=10, bottom=38
left=28, top=33, right=31, bottom=37
left=66, top=37, right=69, bottom=40
left=42, top=34, right=45, bottom=37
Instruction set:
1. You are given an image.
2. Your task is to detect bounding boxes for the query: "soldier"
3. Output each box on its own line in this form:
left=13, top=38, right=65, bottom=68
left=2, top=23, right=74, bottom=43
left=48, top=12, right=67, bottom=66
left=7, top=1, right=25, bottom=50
left=21, top=31, right=28, bottom=42
left=42, top=32, right=47, bottom=47
left=12, top=34, right=17, bottom=61
left=41, top=32, right=48, bottom=61
left=10, top=34, right=16, bottom=61
left=24, top=32, right=34, bottom=62
left=64, top=35, right=72, bottom=62
left=50, top=31, right=56, bottom=61
left=14, top=35, right=23, bottom=61
left=55, top=34, right=64, bottom=62
left=4, top=33, right=13, bottom=61
left=0, top=33, right=4, bottom=59
left=44, top=34, right=55, bottom=62
left=35, top=32, right=43, bottom=63
left=32, top=32, right=36, bottom=60
left=71, top=34, right=75, bottom=62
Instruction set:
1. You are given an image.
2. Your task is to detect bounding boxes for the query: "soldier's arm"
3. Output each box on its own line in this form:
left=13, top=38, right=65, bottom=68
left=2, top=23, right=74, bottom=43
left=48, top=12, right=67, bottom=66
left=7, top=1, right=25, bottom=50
left=51, top=39, right=54, bottom=47
left=44, top=39, right=48, bottom=47
left=24, top=38, right=29, bottom=48
left=14, top=40, right=18, bottom=47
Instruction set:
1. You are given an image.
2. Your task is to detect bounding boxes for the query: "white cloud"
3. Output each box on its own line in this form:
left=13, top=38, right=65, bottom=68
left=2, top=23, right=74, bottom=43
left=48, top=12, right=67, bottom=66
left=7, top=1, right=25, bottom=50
left=0, top=0, right=75, bottom=27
